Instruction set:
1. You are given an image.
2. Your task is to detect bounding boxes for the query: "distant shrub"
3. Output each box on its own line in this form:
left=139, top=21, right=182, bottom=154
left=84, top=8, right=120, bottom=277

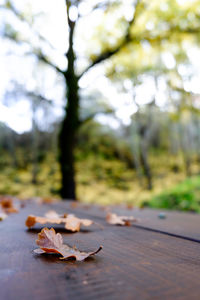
left=147, top=176, right=200, bottom=212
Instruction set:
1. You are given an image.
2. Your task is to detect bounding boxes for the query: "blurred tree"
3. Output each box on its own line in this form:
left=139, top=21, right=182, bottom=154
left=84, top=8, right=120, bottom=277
left=1, top=0, right=141, bottom=199
left=1, top=0, right=200, bottom=200
left=58, top=0, right=143, bottom=199
left=4, top=84, right=54, bottom=183
left=105, top=0, right=200, bottom=188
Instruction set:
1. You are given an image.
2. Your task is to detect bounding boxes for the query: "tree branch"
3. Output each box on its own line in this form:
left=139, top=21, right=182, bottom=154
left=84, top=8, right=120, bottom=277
left=0, top=1, right=56, bottom=50
left=36, top=51, right=65, bottom=74
left=25, top=91, right=53, bottom=104
left=79, top=108, right=114, bottom=126
left=3, top=31, right=65, bottom=74
left=65, top=0, right=76, bottom=77
left=4, top=83, right=54, bottom=108
left=1, top=2, right=65, bottom=74
left=79, top=0, right=142, bottom=78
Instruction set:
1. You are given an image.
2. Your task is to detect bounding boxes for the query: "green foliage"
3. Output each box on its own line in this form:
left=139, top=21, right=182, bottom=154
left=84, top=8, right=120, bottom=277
left=147, top=176, right=200, bottom=212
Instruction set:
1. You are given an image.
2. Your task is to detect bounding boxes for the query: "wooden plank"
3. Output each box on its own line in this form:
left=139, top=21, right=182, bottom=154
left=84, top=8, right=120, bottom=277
left=0, top=202, right=200, bottom=300
left=110, top=207, right=200, bottom=242
left=61, top=202, right=200, bottom=242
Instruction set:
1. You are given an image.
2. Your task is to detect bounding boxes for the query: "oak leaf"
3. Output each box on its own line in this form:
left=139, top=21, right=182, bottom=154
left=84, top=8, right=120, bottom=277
left=106, top=212, right=137, bottom=226
left=34, top=227, right=102, bottom=261
left=25, top=210, right=93, bottom=232
left=0, top=197, right=18, bottom=214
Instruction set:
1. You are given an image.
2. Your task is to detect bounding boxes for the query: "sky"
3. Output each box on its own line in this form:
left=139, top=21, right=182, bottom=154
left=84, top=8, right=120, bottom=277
left=0, top=0, right=200, bottom=133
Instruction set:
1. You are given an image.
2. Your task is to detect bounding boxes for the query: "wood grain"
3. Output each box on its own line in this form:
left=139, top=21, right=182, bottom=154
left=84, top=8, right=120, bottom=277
left=0, top=201, right=200, bottom=300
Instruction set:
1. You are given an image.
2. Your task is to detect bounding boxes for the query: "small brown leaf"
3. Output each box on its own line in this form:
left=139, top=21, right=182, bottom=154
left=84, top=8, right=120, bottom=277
left=36, top=227, right=63, bottom=250
left=0, top=197, right=18, bottom=214
left=106, top=212, right=138, bottom=226
left=34, top=227, right=102, bottom=261
left=70, top=202, right=78, bottom=209
left=33, top=197, right=59, bottom=205
left=126, top=204, right=134, bottom=210
left=42, top=197, right=56, bottom=204
left=25, top=211, right=93, bottom=232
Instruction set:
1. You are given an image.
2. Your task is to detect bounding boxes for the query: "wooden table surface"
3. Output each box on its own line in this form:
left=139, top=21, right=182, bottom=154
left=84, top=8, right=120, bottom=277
left=1, top=200, right=200, bottom=300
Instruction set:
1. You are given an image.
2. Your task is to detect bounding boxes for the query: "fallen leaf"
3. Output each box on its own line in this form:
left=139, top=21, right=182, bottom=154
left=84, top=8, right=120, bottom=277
left=70, top=202, right=78, bottom=209
left=20, top=202, right=26, bottom=208
left=106, top=212, right=138, bottom=226
left=25, top=211, right=93, bottom=232
left=34, top=227, right=102, bottom=261
left=0, top=197, right=18, bottom=214
left=33, top=197, right=59, bottom=205
left=126, top=204, right=134, bottom=210
left=42, top=197, right=59, bottom=204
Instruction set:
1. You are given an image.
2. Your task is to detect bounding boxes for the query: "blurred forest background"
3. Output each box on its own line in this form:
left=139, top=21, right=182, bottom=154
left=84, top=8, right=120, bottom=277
left=1, top=0, right=200, bottom=211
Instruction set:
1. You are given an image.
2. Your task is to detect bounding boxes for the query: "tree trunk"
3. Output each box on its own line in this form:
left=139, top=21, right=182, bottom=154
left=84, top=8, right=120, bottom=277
left=129, top=124, right=143, bottom=186
left=139, top=139, right=153, bottom=190
left=58, top=0, right=139, bottom=200
left=7, top=130, right=18, bottom=169
left=136, top=111, right=153, bottom=190
left=59, top=10, right=79, bottom=200
left=178, top=122, right=192, bottom=177
left=31, top=100, right=39, bottom=185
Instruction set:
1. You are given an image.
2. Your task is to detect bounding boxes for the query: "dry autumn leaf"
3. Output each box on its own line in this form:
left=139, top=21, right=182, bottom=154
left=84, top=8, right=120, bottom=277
left=34, top=227, right=102, bottom=261
left=106, top=212, right=138, bottom=226
left=0, top=197, right=18, bottom=214
left=32, top=197, right=59, bottom=205
left=41, top=197, right=59, bottom=204
left=25, top=210, right=93, bottom=232
left=70, top=202, right=78, bottom=209
left=126, top=204, right=134, bottom=210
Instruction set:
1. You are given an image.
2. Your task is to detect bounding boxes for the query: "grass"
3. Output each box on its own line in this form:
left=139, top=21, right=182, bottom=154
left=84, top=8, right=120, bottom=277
left=0, top=152, right=200, bottom=211
left=147, top=176, right=200, bottom=212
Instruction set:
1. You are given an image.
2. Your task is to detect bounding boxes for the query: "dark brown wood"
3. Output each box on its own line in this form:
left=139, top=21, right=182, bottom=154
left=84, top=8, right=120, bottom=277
left=109, top=206, right=200, bottom=242
left=71, top=204, right=200, bottom=242
left=1, top=201, right=200, bottom=300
